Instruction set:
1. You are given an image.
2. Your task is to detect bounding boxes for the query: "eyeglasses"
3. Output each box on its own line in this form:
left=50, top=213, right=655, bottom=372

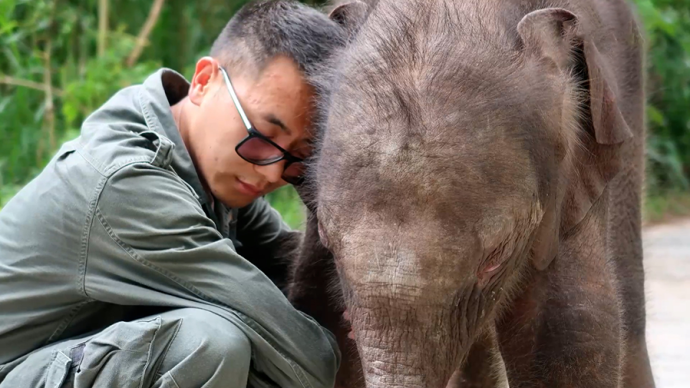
left=218, top=65, right=306, bottom=185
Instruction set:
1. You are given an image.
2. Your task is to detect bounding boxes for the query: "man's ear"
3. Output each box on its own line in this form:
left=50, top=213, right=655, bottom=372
left=188, top=56, right=219, bottom=106
left=328, top=1, right=369, bottom=39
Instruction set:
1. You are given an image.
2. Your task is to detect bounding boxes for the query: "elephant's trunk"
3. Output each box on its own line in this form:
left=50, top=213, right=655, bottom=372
left=348, top=297, right=465, bottom=388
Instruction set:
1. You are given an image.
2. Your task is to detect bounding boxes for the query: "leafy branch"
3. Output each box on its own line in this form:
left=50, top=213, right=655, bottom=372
left=0, top=75, right=64, bottom=97
left=127, top=0, right=166, bottom=67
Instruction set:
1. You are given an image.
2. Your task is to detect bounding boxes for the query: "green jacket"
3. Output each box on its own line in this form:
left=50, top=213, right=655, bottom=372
left=0, top=69, right=340, bottom=388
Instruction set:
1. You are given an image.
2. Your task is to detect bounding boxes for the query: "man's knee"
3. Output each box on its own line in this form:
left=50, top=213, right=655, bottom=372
left=154, top=308, right=251, bottom=386
left=167, top=308, right=251, bottom=357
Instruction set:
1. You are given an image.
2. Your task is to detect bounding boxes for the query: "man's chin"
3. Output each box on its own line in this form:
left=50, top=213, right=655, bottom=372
left=209, top=186, right=253, bottom=209
left=210, top=177, right=261, bottom=209
left=221, top=194, right=256, bottom=209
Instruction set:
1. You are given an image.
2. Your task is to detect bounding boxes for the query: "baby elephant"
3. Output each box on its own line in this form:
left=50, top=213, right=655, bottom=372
left=289, top=0, right=654, bottom=387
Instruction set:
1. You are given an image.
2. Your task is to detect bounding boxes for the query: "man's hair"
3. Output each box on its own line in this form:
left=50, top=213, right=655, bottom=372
left=210, top=0, right=345, bottom=82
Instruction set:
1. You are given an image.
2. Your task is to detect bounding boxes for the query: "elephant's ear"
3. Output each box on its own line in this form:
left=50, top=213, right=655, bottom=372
left=518, top=8, right=634, bottom=270
left=328, top=1, right=369, bottom=39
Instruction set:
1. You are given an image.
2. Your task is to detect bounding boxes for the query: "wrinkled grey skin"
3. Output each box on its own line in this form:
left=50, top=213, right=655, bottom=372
left=289, top=0, right=653, bottom=387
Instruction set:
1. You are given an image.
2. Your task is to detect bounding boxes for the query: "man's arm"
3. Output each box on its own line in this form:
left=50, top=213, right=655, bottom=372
left=85, top=161, right=340, bottom=388
left=236, top=197, right=303, bottom=292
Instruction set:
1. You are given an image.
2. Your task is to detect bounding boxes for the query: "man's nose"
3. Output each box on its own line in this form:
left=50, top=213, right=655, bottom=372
left=254, top=161, right=286, bottom=184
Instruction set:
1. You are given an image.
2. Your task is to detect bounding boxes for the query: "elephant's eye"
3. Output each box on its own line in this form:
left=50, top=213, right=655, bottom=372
left=317, top=219, right=330, bottom=249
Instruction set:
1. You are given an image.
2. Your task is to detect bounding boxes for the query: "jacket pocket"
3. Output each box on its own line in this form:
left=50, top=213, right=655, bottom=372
left=45, top=351, right=72, bottom=388
left=0, top=345, right=75, bottom=388
left=73, top=317, right=161, bottom=388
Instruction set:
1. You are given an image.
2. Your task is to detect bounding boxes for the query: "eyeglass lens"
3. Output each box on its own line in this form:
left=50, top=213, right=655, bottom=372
left=237, top=137, right=285, bottom=164
left=283, top=161, right=305, bottom=182
left=236, top=137, right=306, bottom=183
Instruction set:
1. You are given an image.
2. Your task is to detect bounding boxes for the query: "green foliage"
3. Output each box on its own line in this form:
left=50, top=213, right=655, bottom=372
left=265, top=186, right=306, bottom=230
left=644, top=190, right=690, bottom=224
left=0, top=0, right=160, bottom=191
left=632, top=0, right=690, bottom=193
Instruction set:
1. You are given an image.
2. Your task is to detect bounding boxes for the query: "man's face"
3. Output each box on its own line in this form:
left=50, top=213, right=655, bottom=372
left=187, top=55, right=314, bottom=208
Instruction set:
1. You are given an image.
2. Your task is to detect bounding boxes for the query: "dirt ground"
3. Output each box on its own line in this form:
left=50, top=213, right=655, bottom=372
left=643, top=217, right=690, bottom=388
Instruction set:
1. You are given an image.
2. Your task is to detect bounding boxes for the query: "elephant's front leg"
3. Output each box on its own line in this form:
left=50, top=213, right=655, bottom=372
left=496, top=214, right=624, bottom=387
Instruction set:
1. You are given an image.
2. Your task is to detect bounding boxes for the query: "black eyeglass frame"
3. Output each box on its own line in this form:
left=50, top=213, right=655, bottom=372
left=218, top=65, right=305, bottom=184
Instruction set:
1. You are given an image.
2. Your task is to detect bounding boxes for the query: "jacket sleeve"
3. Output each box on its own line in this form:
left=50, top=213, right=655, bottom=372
left=84, top=161, right=340, bottom=388
left=236, top=198, right=303, bottom=292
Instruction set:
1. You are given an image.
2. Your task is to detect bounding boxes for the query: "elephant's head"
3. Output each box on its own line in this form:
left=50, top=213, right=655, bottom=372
left=310, top=1, right=633, bottom=387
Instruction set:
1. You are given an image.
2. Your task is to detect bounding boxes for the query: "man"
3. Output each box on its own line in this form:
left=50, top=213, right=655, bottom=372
left=0, top=1, right=346, bottom=387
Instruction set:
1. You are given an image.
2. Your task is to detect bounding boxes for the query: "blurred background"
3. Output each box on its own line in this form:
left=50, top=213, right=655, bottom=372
left=1, top=0, right=689, bottom=230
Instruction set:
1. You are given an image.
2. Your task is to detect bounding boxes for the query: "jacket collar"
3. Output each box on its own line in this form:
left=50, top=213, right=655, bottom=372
left=139, top=68, right=234, bottom=234
left=139, top=68, right=211, bottom=205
